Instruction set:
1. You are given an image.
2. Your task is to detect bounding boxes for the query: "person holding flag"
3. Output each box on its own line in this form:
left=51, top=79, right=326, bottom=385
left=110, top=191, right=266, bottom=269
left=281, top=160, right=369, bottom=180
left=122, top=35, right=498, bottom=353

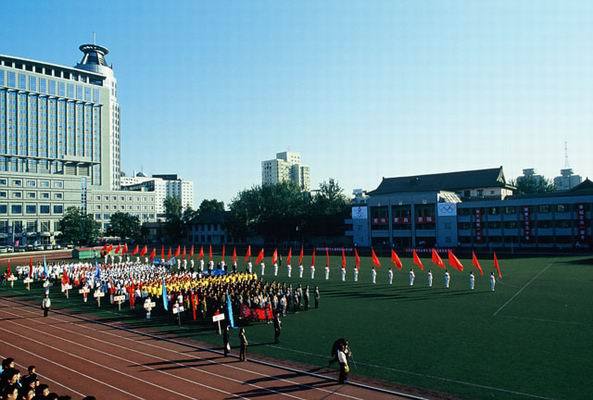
left=444, top=269, right=451, bottom=288
left=310, top=249, right=316, bottom=280
left=298, top=246, right=304, bottom=279
left=340, top=248, right=347, bottom=282
left=354, top=247, right=361, bottom=282
left=427, top=269, right=433, bottom=287
left=255, top=248, right=265, bottom=276
left=272, top=249, right=279, bottom=277
left=199, top=246, right=205, bottom=272
left=493, top=252, right=503, bottom=279
left=387, top=267, right=393, bottom=285
left=469, top=271, right=475, bottom=290
left=409, top=268, right=415, bottom=286
left=286, top=248, right=292, bottom=278
left=232, top=247, right=238, bottom=273
left=324, top=248, right=330, bottom=281
left=489, top=271, right=496, bottom=291
left=370, top=248, right=381, bottom=284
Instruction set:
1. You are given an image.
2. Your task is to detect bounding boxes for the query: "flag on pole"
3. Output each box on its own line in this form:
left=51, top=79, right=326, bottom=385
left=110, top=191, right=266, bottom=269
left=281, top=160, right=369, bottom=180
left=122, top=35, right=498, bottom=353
left=272, top=249, right=278, bottom=264
left=471, top=251, right=484, bottom=276
left=447, top=250, right=464, bottom=272
left=493, top=252, right=502, bottom=279
left=140, top=245, right=148, bottom=257
left=311, top=248, right=316, bottom=266
left=182, top=246, right=187, bottom=259
left=149, top=248, right=156, bottom=261
left=371, top=248, right=381, bottom=268
left=162, top=278, right=168, bottom=311
left=114, top=244, right=121, bottom=254
left=226, top=293, right=236, bottom=328
left=160, top=245, right=165, bottom=260
left=62, top=267, right=70, bottom=285
left=29, top=257, right=33, bottom=278
left=174, top=245, right=180, bottom=258
left=132, top=245, right=139, bottom=256
left=431, top=248, right=445, bottom=269
left=190, top=245, right=195, bottom=257
left=106, top=244, right=113, bottom=253
left=341, top=248, right=347, bottom=268
left=199, top=245, right=204, bottom=259
left=6, top=259, right=11, bottom=276
left=42, top=256, right=48, bottom=277
left=412, top=250, right=425, bottom=271
left=221, top=244, right=226, bottom=262
left=244, top=245, right=251, bottom=261
left=122, top=243, right=128, bottom=254
left=354, top=247, right=361, bottom=270
left=255, top=248, right=265, bottom=264
left=167, top=247, right=172, bottom=260
left=391, top=249, right=403, bottom=270
left=232, top=247, right=237, bottom=263
left=286, top=247, right=292, bottom=265
left=208, top=245, right=213, bottom=261
left=298, top=246, right=304, bottom=265
left=325, top=248, right=330, bottom=268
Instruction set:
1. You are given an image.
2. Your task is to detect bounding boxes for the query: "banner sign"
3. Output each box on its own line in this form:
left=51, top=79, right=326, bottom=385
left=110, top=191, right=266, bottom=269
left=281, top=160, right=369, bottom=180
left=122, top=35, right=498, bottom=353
left=352, top=206, right=368, bottom=220
left=577, top=204, right=586, bottom=241
left=437, top=202, right=457, bottom=217
left=523, top=206, right=531, bottom=241
left=475, top=209, right=482, bottom=242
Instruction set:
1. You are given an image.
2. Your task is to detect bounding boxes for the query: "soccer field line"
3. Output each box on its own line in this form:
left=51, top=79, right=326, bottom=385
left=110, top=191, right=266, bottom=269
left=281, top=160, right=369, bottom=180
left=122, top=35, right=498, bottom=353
left=501, top=315, right=590, bottom=326
left=268, top=345, right=557, bottom=400
left=492, top=258, right=557, bottom=317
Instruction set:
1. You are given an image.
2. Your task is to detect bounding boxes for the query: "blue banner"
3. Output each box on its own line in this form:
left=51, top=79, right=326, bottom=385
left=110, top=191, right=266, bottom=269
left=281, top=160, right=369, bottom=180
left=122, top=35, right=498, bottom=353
left=162, top=277, right=168, bottom=311
left=226, top=293, right=236, bottom=329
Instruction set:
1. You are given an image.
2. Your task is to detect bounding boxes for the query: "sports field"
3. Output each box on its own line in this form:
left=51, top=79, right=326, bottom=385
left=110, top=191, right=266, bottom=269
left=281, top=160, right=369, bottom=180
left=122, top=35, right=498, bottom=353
left=2, top=254, right=592, bottom=400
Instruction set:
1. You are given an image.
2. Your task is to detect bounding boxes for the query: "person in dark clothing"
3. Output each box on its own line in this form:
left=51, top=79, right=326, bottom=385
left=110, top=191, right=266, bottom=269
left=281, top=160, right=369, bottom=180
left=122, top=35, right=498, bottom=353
left=273, top=313, right=282, bottom=344
left=223, top=325, right=231, bottom=357
left=314, top=286, right=320, bottom=309
left=239, top=328, right=248, bottom=361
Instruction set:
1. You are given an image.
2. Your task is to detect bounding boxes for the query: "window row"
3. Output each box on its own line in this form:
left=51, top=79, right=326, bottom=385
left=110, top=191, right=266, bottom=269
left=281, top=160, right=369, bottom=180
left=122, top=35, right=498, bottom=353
left=0, top=204, right=63, bottom=214
left=0, top=177, right=63, bottom=188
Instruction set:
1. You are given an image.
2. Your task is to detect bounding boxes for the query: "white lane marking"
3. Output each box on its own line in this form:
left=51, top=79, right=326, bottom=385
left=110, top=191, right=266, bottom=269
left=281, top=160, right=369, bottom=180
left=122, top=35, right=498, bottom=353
left=492, top=259, right=556, bottom=317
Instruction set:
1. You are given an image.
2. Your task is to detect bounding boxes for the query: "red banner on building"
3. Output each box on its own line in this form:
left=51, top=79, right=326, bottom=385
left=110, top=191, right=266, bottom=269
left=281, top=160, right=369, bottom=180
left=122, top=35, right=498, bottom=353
left=475, top=209, right=482, bottom=242
left=523, top=206, right=531, bottom=241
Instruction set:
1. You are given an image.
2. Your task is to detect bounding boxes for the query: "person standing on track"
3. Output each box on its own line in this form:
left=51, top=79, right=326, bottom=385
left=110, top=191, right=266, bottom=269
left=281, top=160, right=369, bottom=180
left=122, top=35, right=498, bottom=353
left=41, top=294, right=51, bottom=317
left=223, top=325, right=231, bottom=357
left=273, top=313, right=282, bottom=344
left=239, top=328, right=248, bottom=361
left=490, top=271, right=496, bottom=292
left=337, top=342, right=350, bottom=384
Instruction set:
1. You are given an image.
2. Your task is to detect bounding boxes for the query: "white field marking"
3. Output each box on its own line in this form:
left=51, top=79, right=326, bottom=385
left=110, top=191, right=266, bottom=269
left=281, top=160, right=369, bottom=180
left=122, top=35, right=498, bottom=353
left=493, top=259, right=556, bottom=317
left=5, top=305, right=371, bottom=400
left=0, top=354, right=87, bottom=398
left=501, top=315, right=589, bottom=326
left=1, top=296, right=424, bottom=400
left=0, top=341, right=146, bottom=400
left=267, top=346, right=557, bottom=400
left=0, top=308, right=299, bottom=400
left=0, top=322, right=203, bottom=400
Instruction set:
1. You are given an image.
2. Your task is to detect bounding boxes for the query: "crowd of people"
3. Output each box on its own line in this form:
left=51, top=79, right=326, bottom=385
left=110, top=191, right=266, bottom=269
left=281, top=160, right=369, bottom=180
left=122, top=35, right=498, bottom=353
left=0, top=358, right=96, bottom=400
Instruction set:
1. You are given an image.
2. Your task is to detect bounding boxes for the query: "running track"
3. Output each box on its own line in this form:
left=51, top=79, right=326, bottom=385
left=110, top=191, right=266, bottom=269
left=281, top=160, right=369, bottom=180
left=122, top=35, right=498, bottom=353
left=0, top=297, right=431, bottom=400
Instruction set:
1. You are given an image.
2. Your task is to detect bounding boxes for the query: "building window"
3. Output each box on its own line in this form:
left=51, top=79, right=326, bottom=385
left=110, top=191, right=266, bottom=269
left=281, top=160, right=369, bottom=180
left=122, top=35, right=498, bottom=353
left=0, top=191, right=6, bottom=198
left=0, top=204, right=6, bottom=214
left=12, top=179, right=22, bottom=187
left=27, top=192, right=36, bottom=199
left=54, top=193, right=63, bottom=199
left=39, top=180, right=50, bottom=188
left=26, top=204, right=37, bottom=214
left=53, top=205, right=63, bottom=214
left=11, top=204, right=22, bottom=214
left=103, top=213, right=110, bottom=220
left=53, top=180, right=63, bottom=188
left=26, top=180, right=36, bottom=187
left=95, top=214, right=101, bottom=220
left=12, top=192, right=22, bottom=199
left=40, top=192, right=50, bottom=199
left=39, top=205, right=50, bottom=214
left=0, top=178, right=6, bottom=186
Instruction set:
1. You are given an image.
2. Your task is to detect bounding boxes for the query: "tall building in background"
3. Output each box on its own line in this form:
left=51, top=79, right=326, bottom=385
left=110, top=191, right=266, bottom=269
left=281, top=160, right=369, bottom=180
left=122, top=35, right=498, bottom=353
left=262, top=151, right=310, bottom=191
left=554, top=168, right=582, bottom=191
left=121, top=173, right=194, bottom=217
left=0, top=45, right=156, bottom=244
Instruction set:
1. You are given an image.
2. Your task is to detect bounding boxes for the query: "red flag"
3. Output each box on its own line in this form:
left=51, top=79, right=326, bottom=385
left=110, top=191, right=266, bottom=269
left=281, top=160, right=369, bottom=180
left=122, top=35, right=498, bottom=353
left=371, top=248, right=381, bottom=268
left=191, top=292, right=198, bottom=321
left=272, top=249, right=278, bottom=264
left=167, top=247, right=172, bottom=260
left=140, top=245, right=148, bottom=257
left=232, top=247, right=237, bottom=263
left=325, top=248, right=330, bottom=268
left=341, top=248, right=347, bottom=268
left=208, top=245, right=213, bottom=261
left=182, top=246, right=186, bottom=259
left=29, top=257, right=33, bottom=278
left=174, top=245, right=180, bottom=258
left=160, top=245, right=165, bottom=260
left=106, top=244, right=113, bottom=253
left=244, top=245, right=252, bottom=262
left=198, top=246, right=204, bottom=258
left=431, top=249, right=445, bottom=269
left=311, top=248, right=316, bottom=266
left=412, top=250, right=425, bottom=271
left=61, top=268, right=69, bottom=285
left=286, top=248, right=292, bottom=265
left=447, top=250, right=464, bottom=272
left=391, top=249, right=403, bottom=270
left=6, top=259, right=11, bottom=276
left=221, top=244, right=226, bottom=261
left=298, top=246, right=304, bottom=265
left=101, top=243, right=107, bottom=253
left=131, top=245, right=139, bottom=256
left=122, top=243, right=128, bottom=254
left=493, top=252, right=502, bottom=279
left=255, top=248, right=265, bottom=264
left=114, top=244, right=121, bottom=254
left=190, top=245, right=195, bottom=257
left=471, top=251, right=484, bottom=276
left=354, top=247, right=361, bottom=270
left=149, top=248, right=156, bottom=261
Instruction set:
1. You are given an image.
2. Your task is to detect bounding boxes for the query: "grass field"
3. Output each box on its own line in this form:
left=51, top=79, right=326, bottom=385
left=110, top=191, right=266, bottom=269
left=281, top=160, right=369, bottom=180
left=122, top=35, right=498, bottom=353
left=2, top=254, right=593, bottom=400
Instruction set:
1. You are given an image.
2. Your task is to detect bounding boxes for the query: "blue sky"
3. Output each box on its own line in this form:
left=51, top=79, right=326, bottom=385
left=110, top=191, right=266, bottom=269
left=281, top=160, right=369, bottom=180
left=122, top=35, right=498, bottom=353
left=2, top=1, right=592, bottom=206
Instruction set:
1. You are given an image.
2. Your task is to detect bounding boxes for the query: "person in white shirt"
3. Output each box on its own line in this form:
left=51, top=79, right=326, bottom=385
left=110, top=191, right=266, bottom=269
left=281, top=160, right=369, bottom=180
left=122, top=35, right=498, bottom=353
left=287, top=263, right=292, bottom=278
left=387, top=267, right=393, bottom=285
left=444, top=270, right=451, bottom=289
left=371, top=267, right=377, bottom=284
left=427, top=269, right=433, bottom=287
left=469, top=271, right=475, bottom=290
left=353, top=267, right=359, bottom=282
left=199, top=259, right=205, bottom=272
left=409, top=268, right=415, bottom=286
left=41, top=294, right=51, bottom=317
left=341, top=267, right=346, bottom=282
left=337, top=343, right=350, bottom=384
left=310, top=264, right=315, bottom=280
left=273, top=262, right=278, bottom=277
left=260, top=262, right=266, bottom=276
left=489, top=272, right=496, bottom=292
left=298, top=264, right=304, bottom=278
left=247, top=261, right=253, bottom=274
left=325, top=265, right=330, bottom=280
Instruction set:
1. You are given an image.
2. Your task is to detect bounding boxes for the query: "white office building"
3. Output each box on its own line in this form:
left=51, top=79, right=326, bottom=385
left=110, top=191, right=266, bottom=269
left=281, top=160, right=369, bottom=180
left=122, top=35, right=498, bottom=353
left=262, top=151, right=310, bottom=191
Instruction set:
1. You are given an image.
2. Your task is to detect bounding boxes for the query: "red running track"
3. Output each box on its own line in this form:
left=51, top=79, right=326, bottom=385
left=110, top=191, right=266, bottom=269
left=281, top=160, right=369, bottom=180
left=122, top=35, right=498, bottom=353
left=0, top=297, right=430, bottom=400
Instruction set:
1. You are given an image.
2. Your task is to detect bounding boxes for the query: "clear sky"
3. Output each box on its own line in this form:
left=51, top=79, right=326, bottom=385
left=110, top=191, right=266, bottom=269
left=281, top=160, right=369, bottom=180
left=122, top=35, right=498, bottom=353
left=2, top=1, right=592, bottom=206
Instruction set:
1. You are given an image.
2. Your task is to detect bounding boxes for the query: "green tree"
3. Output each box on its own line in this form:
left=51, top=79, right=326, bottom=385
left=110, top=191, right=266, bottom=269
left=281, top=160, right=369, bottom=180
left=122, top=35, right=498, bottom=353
left=58, top=207, right=100, bottom=246
left=306, top=179, right=350, bottom=237
left=163, top=196, right=183, bottom=242
left=197, top=199, right=225, bottom=217
left=512, top=175, right=555, bottom=195
left=107, top=212, right=142, bottom=241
